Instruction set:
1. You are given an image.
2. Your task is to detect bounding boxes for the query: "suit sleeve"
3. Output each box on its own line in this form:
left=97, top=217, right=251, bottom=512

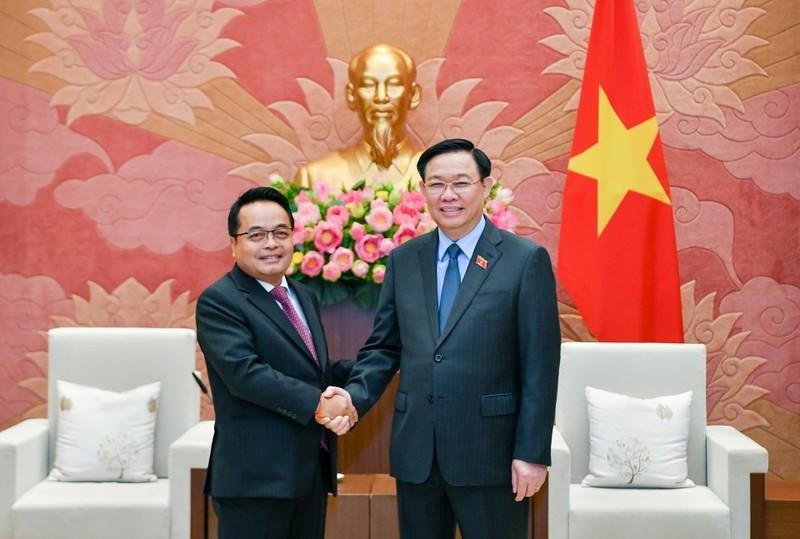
left=344, top=253, right=402, bottom=417
left=513, top=246, right=561, bottom=465
left=196, top=287, right=321, bottom=426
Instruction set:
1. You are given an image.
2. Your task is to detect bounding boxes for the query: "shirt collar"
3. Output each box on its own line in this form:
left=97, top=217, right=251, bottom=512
left=258, top=275, right=290, bottom=293
left=437, top=216, right=486, bottom=262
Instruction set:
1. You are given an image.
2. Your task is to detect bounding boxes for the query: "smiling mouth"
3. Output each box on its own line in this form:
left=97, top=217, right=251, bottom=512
left=259, top=254, right=283, bottom=262
left=440, top=207, right=462, bottom=215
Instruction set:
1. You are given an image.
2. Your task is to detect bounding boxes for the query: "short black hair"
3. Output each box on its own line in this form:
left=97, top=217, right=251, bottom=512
left=227, top=186, right=294, bottom=237
left=416, top=138, right=492, bottom=180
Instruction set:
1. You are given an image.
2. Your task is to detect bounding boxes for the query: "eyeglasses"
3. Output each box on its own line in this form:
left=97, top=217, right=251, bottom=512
left=232, top=227, right=292, bottom=243
left=423, top=177, right=484, bottom=196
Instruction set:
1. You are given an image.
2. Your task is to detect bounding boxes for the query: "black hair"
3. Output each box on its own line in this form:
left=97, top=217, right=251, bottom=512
left=416, top=138, right=492, bottom=180
left=227, top=186, right=294, bottom=237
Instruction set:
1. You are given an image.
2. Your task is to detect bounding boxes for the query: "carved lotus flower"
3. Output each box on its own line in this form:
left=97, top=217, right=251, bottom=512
left=540, top=0, right=766, bottom=125
left=21, top=278, right=214, bottom=420
left=27, top=0, right=242, bottom=125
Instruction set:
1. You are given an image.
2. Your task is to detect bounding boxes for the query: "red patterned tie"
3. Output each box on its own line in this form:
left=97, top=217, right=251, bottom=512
left=269, top=285, right=319, bottom=366
left=270, top=285, right=328, bottom=450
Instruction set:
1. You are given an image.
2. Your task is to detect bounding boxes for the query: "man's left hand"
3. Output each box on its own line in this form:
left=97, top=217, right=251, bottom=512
left=511, top=460, right=547, bottom=502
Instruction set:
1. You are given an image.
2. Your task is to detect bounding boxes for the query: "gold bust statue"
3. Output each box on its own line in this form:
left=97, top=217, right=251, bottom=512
left=295, top=44, right=422, bottom=192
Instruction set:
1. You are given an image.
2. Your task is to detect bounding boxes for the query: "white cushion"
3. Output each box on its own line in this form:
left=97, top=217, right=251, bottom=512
left=49, top=380, right=160, bottom=482
left=569, top=484, right=730, bottom=539
left=12, top=479, right=169, bottom=539
left=582, top=386, right=693, bottom=488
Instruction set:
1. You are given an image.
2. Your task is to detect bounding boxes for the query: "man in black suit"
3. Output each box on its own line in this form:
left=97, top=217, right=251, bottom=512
left=196, top=187, right=355, bottom=539
left=325, top=139, right=561, bottom=538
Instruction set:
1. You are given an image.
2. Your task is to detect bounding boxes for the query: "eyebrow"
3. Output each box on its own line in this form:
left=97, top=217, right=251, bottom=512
left=426, top=173, right=473, bottom=181
left=245, top=224, right=292, bottom=232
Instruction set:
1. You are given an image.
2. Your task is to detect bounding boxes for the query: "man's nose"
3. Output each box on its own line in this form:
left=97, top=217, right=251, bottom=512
left=374, top=83, right=389, bottom=103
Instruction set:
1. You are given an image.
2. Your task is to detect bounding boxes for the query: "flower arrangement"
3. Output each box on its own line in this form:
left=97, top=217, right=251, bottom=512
left=270, top=177, right=517, bottom=310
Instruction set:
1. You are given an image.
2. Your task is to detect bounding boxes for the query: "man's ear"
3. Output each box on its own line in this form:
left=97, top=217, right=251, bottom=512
left=409, top=82, right=421, bottom=111
left=345, top=82, right=356, bottom=110
left=230, top=237, right=236, bottom=258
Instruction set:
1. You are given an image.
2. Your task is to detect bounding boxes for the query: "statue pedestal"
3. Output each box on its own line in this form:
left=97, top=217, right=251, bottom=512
left=321, top=300, right=397, bottom=474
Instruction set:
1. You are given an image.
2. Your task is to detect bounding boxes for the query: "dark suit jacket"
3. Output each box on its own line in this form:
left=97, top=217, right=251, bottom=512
left=196, top=264, right=352, bottom=498
left=345, top=220, right=560, bottom=486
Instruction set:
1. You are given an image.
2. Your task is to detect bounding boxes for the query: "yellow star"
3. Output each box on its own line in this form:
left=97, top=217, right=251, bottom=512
left=568, top=86, right=671, bottom=236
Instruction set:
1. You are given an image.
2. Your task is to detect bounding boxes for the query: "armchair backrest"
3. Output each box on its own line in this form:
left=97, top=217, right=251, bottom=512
left=555, top=342, right=707, bottom=485
left=47, top=327, right=199, bottom=478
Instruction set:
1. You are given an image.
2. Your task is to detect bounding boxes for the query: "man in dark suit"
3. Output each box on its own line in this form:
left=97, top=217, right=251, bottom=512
left=326, top=139, right=561, bottom=538
left=196, top=187, right=355, bottom=539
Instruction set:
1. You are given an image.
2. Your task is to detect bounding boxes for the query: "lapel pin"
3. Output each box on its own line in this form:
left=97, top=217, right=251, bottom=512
left=476, top=255, right=488, bottom=270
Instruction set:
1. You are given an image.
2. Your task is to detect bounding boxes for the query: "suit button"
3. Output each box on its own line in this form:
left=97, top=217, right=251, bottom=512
left=434, top=353, right=443, bottom=363
left=427, top=394, right=433, bottom=404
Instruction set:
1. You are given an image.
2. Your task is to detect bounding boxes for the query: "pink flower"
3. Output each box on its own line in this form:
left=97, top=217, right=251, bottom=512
left=295, top=202, right=321, bottom=227
left=331, top=247, right=354, bottom=272
left=313, top=221, right=343, bottom=253
left=417, top=213, right=435, bottom=234
left=338, top=190, right=364, bottom=205
left=292, top=222, right=307, bottom=245
left=295, top=191, right=311, bottom=204
left=393, top=225, right=417, bottom=246
left=372, top=264, right=387, bottom=284
left=380, top=238, right=395, bottom=256
left=352, top=259, right=370, bottom=278
left=487, top=199, right=506, bottom=214
left=401, top=190, right=426, bottom=211
left=365, top=206, right=393, bottom=233
left=350, top=222, right=366, bottom=241
left=326, top=205, right=350, bottom=227
left=322, top=262, right=342, bottom=282
left=370, top=198, right=388, bottom=210
left=490, top=209, right=519, bottom=231
left=313, top=180, right=334, bottom=202
left=393, top=203, right=420, bottom=227
left=355, top=234, right=383, bottom=263
left=300, top=251, right=324, bottom=277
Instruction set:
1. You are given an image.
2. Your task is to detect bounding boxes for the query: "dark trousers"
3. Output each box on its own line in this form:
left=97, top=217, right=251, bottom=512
left=396, top=459, right=528, bottom=539
left=212, top=449, right=330, bottom=539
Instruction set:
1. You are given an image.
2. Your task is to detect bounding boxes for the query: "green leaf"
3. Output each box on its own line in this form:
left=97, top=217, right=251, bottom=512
left=352, top=282, right=381, bottom=310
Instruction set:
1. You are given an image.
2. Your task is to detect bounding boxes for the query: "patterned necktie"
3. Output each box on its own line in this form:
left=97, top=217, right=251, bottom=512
left=269, top=285, right=319, bottom=366
left=270, top=285, right=328, bottom=450
left=438, top=243, right=462, bottom=334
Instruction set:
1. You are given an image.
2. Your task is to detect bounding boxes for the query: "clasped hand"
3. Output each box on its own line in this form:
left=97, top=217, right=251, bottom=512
left=314, top=386, right=357, bottom=435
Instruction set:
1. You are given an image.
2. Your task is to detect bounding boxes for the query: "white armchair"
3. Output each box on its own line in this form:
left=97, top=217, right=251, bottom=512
left=0, top=327, right=211, bottom=539
left=543, top=342, right=767, bottom=539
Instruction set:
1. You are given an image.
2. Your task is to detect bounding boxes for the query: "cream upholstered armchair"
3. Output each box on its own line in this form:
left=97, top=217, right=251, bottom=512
left=0, top=327, right=212, bottom=539
left=542, top=342, right=767, bottom=539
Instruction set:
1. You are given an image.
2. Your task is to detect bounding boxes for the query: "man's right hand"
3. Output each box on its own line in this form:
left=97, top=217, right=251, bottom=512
left=315, top=386, right=357, bottom=435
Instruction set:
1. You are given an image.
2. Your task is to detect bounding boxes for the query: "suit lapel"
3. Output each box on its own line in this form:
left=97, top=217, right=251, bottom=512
left=437, top=222, right=504, bottom=345
left=417, top=232, right=440, bottom=343
left=291, top=281, right=328, bottom=371
left=230, top=265, right=321, bottom=370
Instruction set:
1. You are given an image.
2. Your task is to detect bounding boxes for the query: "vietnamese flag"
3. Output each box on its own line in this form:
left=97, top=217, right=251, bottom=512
left=557, top=0, right=683, bottom=342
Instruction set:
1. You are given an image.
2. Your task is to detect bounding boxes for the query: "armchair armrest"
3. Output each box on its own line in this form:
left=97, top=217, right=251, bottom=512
left=547, top=427, right=571, bottom=539
left=707, top=425, right=768, bottom=539
left=0, top=419, right=49, bottom=538
left=169, top=421, right=214, bottom=539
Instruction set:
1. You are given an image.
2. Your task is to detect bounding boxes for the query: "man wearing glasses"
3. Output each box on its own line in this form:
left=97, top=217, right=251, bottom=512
left=196, top=187, right=356, bottom=539
left=325, top=139, right=561, bottom=538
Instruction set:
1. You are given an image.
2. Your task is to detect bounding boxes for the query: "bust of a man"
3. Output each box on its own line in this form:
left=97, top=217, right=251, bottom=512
left=295, top=44, right=422, bottom=192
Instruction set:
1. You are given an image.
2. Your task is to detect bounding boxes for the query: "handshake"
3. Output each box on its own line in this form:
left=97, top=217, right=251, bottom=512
left=314, top=386, right=358, bottom=435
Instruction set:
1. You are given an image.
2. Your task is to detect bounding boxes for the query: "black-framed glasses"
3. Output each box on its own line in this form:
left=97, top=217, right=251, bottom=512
left=232, top=226, right=292, bottom=243
left=423, top=177, right=483, bottom=196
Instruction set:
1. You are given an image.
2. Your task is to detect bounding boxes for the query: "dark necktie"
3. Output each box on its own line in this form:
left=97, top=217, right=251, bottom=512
left=269, top=285, right=319, bottom=366
left=438, top=243, right=462, bottom=334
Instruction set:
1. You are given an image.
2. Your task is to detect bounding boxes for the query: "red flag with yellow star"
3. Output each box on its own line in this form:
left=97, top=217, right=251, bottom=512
left=557, top=0, right=683, bottom=342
